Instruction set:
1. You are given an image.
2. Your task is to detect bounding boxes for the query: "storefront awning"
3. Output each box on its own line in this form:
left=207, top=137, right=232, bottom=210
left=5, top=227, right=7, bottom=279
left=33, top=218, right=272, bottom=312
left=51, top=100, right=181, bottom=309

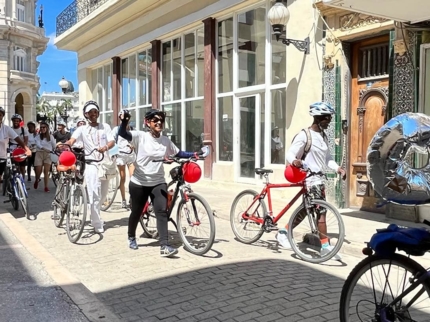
left=322, top=0, right=430, bottom=24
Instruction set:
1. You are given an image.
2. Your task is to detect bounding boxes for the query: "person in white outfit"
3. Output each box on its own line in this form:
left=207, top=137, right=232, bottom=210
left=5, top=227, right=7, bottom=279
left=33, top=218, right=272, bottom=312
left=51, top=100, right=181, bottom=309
left=112, top=112, right=136, bottom=209
left=34, top=122, right=56, bottom=192
left=26, top=121, right=38, bottom=182
left=276, top=101, right=346, bottom=261
left=64, top=101, right=115, bottom=234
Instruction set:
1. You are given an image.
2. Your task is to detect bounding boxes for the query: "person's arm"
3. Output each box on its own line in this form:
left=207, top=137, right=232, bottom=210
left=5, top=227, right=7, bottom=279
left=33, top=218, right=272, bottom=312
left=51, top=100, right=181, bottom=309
left=63, top=127, right=80, bottom=147
left=118, top=119, right=132, bottom=142
left=50, top=135, right=56, bottom=151
left=286, top=131, right=307, bottom=167
left=8, top=128, right=30, bottom=155
left=35, top=135, right=42, bottom=150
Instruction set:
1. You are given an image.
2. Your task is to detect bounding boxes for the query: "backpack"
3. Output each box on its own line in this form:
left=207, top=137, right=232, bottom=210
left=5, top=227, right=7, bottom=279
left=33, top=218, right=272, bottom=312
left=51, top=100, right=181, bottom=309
left=292, top=128, right=329, bottom=161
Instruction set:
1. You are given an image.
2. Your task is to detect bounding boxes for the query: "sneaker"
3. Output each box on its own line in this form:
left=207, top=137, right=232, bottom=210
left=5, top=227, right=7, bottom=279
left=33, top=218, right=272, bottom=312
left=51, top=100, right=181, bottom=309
left=94, top=227, right=104, bottom=234
left=44, top=187, right=50, bottom=192
left=160, top=245, right=178, bottom=257
left=128, top=237, right=138, bottom=250
left=121, top=201, right=128, bottom=209
left=276, top=228, right=292, bottom=249
left=320, top=245, right=342, bottom=261
left=34, top=181, right=38, bottom=189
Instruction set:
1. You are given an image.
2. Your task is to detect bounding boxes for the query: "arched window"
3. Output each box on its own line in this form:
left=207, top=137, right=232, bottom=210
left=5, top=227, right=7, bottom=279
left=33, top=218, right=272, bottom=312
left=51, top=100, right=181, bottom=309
left=14, top=47, right=26, bottom=72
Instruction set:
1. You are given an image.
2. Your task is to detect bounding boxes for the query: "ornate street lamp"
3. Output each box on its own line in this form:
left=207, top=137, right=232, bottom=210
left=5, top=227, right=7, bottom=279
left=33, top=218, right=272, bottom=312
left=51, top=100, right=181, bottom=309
left=267, top=0, right=310, bottom=54
left=59, top=76, right=69, bottom=94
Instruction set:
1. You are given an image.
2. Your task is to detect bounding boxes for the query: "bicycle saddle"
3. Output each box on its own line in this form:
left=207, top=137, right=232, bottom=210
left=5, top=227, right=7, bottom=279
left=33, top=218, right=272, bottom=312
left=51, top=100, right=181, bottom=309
left=57, top=164, right=77, bottom=172
left=369, top=224, right=430, bottom=256
left=254, top=168, right=273, bottom=175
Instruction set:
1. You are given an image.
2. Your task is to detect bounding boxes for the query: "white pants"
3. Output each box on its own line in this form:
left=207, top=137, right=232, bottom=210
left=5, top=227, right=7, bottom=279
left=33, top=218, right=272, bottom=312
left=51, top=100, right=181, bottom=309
left=85, top=164, right=109, bottom=230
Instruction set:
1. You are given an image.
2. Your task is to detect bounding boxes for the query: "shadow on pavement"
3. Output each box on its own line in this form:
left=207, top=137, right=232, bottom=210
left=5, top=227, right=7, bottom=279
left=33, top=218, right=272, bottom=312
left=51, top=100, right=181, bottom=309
left=0, top=221, right=89, bottom=322
left=96, top=258, right=344, bottom=321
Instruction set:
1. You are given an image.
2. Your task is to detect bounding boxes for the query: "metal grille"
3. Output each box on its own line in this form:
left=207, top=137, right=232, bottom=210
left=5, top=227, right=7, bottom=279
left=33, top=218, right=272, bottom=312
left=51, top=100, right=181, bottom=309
left=358, top=44, right=389, bottom=79
left=56, top=0, right=109, bottom=37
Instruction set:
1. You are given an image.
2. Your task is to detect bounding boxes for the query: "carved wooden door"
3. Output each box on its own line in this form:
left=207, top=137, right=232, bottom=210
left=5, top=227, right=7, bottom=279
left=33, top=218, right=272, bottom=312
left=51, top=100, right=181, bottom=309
left=349, top=36, right=389, bottom=212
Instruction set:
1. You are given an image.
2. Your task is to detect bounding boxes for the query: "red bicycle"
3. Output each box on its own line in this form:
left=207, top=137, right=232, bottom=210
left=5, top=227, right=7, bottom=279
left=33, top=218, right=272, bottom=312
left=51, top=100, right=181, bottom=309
left=230, top=168, right=344, bottom=263
left=138, top=156, right=215, bottom=256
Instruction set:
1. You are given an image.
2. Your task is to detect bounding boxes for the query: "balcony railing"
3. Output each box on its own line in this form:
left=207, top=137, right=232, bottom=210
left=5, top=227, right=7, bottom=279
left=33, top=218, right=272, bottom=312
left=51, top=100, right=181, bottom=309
left=56, top=0, right=109, bottom=37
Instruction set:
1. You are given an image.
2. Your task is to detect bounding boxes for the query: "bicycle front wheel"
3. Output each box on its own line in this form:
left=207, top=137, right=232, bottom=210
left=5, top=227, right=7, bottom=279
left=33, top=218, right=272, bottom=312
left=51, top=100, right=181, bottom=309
left=287, top=199, right=344, bottom=264
left=16, top=177, right=29, bottom=219
left=101, top=173, right=119, bottom=211
left=339, top=254, right=430, bottom=322
left=66, top=184, right=87, bottom=243
left=51, top=163, right=60, bottom=187
left=230, top=190, right=266, bottom=244
left=176, top=193, right=215, bottom=256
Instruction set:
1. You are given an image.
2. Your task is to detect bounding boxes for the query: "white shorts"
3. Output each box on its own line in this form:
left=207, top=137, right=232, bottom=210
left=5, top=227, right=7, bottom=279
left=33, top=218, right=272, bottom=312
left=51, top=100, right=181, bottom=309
left=116, top=153, right=135, bottom=166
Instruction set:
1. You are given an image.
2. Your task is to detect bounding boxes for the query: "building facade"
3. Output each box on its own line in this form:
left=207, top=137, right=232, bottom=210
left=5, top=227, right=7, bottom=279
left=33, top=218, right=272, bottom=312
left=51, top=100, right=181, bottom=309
left=0, top=0, right=48, bottom=125
left=39, top=90, right=79, bottom=129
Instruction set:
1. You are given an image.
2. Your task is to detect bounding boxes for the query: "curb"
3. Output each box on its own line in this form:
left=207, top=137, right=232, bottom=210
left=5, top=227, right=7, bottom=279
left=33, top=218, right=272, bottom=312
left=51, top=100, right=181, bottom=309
left=0, top=210, right=121, bottom=322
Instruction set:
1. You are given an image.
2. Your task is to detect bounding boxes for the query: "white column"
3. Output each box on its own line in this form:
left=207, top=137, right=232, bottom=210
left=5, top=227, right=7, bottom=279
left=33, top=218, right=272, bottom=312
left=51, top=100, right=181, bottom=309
left=11, top=0, right=16, bottom=20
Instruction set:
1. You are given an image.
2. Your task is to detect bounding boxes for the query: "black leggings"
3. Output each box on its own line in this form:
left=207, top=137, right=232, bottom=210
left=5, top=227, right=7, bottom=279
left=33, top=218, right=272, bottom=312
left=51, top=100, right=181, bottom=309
left=27, top=152, right=36, bottom=178
left=128, top=181, right=169, bottom=245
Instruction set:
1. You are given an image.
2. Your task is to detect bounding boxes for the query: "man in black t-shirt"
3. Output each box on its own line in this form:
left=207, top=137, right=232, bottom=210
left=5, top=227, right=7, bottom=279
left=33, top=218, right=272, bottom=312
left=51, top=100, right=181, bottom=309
left=53, top=120, right=71, bottom=143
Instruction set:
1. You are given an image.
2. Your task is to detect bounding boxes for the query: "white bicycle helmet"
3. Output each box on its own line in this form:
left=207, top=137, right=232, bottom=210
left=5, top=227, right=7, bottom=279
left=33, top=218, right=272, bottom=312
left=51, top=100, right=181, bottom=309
left=11, top=114, right=22, bottom=121
left=309, top=102, right=335, bottom=116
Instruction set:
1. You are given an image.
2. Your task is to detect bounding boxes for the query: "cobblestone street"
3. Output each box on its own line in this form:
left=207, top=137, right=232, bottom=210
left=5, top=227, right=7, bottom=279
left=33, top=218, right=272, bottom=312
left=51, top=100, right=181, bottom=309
left=1, top=177, right=429, bottom=321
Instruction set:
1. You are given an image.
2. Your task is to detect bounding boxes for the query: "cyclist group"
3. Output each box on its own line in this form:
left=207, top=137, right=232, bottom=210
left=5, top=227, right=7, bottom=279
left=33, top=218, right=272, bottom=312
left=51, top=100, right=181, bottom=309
left=1, top=98, right=345, bottom=259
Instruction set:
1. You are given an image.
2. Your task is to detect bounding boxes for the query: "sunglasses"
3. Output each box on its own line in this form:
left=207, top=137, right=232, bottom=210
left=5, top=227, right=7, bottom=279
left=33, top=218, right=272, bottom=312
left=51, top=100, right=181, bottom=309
left=151, top=117, right=164, bottom=124
left=40, top=126, right=47, bottom=129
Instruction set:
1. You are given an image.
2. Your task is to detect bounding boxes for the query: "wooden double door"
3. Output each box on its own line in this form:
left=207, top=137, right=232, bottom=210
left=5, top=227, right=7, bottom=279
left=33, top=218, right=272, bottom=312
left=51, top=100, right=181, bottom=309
left=348, top=35, right=390, bottom=212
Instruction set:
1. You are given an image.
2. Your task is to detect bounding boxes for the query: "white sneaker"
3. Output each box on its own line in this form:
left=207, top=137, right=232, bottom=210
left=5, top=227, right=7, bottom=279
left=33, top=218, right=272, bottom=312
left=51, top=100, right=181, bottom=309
left=320, top=245, right=342, bottom=261
left=94, top=227, right=104, bottom=234
left=276, top=229, right=292, bottom=249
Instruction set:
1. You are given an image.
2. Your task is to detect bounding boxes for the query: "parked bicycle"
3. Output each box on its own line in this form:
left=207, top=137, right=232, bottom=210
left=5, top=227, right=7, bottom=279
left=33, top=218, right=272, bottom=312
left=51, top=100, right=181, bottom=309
left=230, top=168, right=344, bottom=263
left=51, top=145, right=104, bottom=243
left=2, top=148, right=30, bottom=219
left=139, top=156, right=215, bottom=256
left=339, top=221, right=430, bottom=322
left=50, top=152, right=60, bottom=187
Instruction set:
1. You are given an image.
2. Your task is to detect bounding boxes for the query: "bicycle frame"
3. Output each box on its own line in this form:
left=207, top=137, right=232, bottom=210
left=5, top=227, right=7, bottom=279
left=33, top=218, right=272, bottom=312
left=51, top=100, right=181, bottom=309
left=380, top=269, right=430, bottom=320
left=243, top=182, right=305, bottom=225
left=4, top=154, right=27, bottom=200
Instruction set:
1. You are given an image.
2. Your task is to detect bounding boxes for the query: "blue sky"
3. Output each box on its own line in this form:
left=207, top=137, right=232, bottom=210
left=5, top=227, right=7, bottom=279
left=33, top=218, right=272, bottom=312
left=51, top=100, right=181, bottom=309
left=37, top=0, right=77, bottom=94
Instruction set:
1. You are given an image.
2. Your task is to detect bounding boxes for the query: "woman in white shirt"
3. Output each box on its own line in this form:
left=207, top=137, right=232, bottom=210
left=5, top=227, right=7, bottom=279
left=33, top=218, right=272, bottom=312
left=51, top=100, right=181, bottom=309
left=34, top=122, right=56, bottom=192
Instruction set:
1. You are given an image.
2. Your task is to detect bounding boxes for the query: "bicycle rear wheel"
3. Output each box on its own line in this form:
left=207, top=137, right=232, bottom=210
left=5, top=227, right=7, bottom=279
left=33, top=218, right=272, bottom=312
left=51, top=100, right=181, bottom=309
left=51, top=163, right=60, bottom=187
left=230, top=190, right=266, bottom=244
left=66, top=184, right=87, bottom=243
left=176, top=193, right=215, bottom=255
left=101, top=173, right=119, bottom=211
left=140, top=204, right=158, bottom=239
left=287, top=199, right=344, bottom=264
left=16, top=177, right=29, bottom=219
left=339, top=254, right=430, bottom=322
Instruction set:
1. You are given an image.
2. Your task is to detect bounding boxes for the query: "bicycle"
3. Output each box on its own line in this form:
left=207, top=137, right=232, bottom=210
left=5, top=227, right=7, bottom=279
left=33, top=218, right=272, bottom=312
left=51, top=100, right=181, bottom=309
left=51, top=145, right=104, bottom=243
left=2, top=148, right=30, bottom=219
left=50, top=152, right=60, bottom=187
left=339, top=221, right=430, bottom=322
left=230, top=168, right=344, bottom=264
left=101, top=149, right=134, bottom=212
left=139, top=156, right=216, bottom=256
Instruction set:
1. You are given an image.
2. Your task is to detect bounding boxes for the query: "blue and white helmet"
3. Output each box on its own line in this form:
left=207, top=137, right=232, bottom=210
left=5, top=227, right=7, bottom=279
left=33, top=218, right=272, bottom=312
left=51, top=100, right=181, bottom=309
left=309, top=102, right=335, bottom=116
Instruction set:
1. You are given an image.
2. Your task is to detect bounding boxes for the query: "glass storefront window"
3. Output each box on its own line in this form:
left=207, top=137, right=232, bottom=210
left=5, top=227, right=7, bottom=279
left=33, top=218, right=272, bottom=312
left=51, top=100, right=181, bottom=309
left=122, top=58, right=129, bottom=108
left=185, top=100, right=204, bottom=151
left=218, top=96, right=233, bottom=161
left=148, top=48, right=152, bottom=105
left=127, top=109, right=137, bottom=130
left=185, top=32, right=195, bottom=98
left=271, top=88, right=286, bottom=164
left=238, top=7, right=266, bottom=88
left=129, top=54, right=137, bottom=108
left=138, top=51, right=148, bottom=106
left=104, top=64, right=112, bottom=111
left=197, top=28, right=204, bottom=97
left=218, top=18, right=233, bottom=93
left=272, top=34, right=286, bottom=84
left=163, top=103, right=181, bottom=147
left=105, top=112, right=112, bottom=125
left=162, top=42, right=171, bottom=102
left=91, top=69, right=97, bottom=100
left=173, top=38, right=181, bottom=101
left=97, top=68, right=103, bottom=106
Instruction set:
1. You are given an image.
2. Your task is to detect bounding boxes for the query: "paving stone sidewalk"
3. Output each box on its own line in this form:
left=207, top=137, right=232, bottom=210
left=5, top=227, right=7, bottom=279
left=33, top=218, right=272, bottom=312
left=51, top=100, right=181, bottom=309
left=3, top=176, right=430, bottom=321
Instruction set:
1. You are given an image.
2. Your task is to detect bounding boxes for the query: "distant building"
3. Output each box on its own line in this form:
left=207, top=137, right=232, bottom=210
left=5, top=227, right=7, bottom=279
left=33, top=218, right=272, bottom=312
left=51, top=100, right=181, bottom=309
left=39, top=91, right=79, bottom=129
left=0, top=0, right=48, bottom=125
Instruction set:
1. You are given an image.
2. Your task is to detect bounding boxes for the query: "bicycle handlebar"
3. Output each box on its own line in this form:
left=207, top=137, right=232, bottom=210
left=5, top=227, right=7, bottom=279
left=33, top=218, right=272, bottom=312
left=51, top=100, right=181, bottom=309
left=153, top=155, right=205, bottom=164
left=53, top=144, right=104, bottom=163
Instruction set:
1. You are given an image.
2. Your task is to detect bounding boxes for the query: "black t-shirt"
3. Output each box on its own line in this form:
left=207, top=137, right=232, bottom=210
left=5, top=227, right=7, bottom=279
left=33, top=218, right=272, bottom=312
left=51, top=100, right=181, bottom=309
left=53, top=131, right=71, bottom=143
